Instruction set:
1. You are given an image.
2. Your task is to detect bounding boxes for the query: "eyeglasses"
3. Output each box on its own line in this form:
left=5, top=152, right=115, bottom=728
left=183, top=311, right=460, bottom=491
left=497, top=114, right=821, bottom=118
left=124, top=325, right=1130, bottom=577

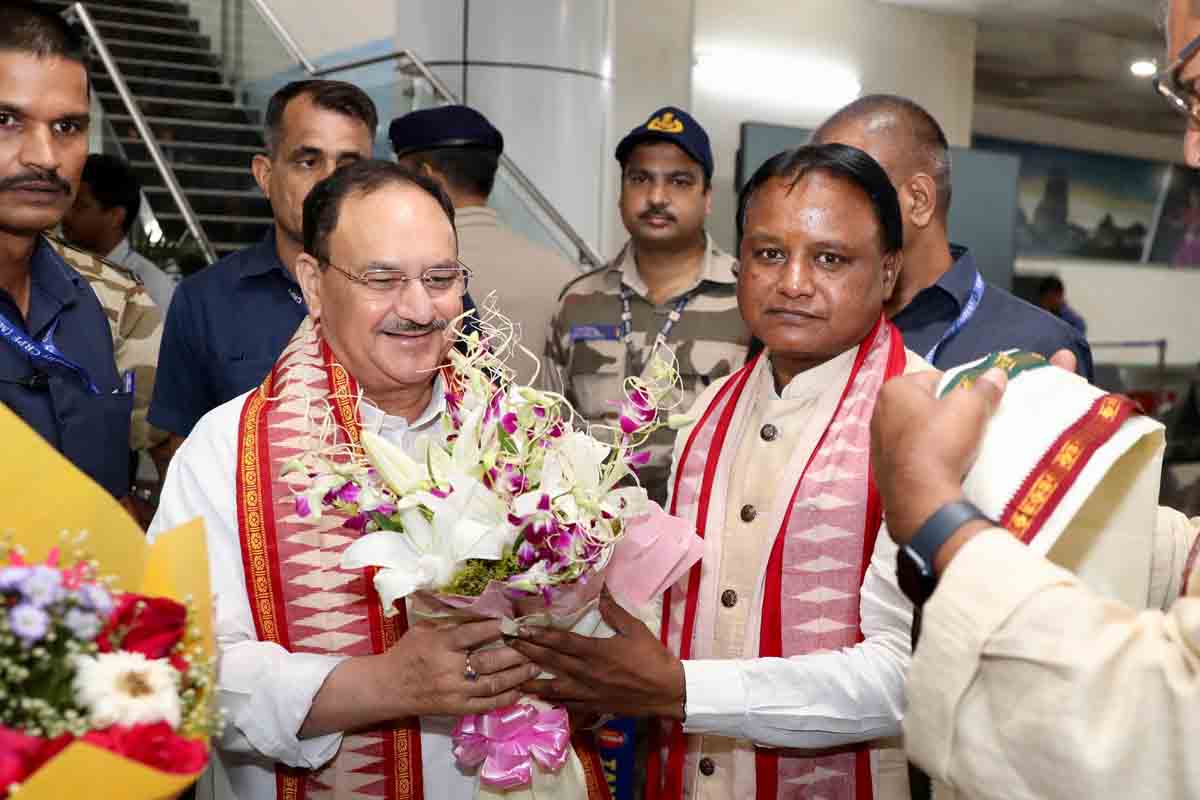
left=323, top=261, right=473, bottom=297
left=1154, top=33, right=1200, bottom=124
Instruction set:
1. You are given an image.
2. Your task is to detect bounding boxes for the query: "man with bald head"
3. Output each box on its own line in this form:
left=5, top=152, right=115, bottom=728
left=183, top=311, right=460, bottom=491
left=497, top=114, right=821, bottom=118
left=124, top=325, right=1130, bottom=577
left=813, top=95, right=1093, bottom=378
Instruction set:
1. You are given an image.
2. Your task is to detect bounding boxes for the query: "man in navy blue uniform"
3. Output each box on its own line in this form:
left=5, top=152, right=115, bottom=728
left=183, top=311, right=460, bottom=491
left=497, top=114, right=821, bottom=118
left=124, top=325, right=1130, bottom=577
left=148, top=80, right=380, bottom=453
left=813, top=95, right=1093, bottom=377
left=0, top=3, right=132, bottom=499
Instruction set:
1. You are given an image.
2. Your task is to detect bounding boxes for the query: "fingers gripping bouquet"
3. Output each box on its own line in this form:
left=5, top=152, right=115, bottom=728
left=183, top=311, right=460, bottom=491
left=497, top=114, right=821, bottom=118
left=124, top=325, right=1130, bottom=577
left=291, top=306, right=703, bottom=797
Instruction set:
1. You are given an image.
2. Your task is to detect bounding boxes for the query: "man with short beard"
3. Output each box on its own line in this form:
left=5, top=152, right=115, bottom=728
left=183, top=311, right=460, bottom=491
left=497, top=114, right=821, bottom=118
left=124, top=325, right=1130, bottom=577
left=547, top=107, right=749, bottom=504
left=0, top=2, right=133, bottom=499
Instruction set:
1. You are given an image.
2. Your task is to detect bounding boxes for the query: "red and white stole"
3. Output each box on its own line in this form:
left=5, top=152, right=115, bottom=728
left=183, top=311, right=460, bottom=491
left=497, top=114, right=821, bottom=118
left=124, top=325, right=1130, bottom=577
left=648, top=317, right=907, bottom=800
left=235, top=317, right=424, bottom=800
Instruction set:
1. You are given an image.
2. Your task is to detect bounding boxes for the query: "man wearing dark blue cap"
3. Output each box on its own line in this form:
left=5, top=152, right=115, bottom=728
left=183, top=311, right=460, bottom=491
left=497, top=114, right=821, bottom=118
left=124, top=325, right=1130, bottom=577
left=547, top=106, right=749, bottom=504
left=390, top=105, right=578, bottom=383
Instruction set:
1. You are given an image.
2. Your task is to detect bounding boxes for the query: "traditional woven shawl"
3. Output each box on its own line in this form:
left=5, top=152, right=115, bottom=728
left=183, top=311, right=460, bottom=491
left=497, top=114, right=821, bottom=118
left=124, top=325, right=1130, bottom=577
left=235, top=317, right=423, bottom=800
left=648, top=318, right=907, bottom=800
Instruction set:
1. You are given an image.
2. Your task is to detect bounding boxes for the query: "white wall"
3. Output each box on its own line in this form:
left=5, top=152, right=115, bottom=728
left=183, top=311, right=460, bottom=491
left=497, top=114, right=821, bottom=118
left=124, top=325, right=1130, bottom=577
left=1016, top=258, right=1200, bottom=365
left=691, top=0, right=977, bottom=252
left=259, top=0, right=395, bottom=61
left=602, top=0, right=696, bottom=257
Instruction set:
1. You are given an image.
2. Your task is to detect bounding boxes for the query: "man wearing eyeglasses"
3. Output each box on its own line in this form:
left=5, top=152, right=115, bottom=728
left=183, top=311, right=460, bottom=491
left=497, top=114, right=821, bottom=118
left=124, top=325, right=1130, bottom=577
left=870, top=4, right=1200, bottom=797
left=148, top=161, right=565, bottom=800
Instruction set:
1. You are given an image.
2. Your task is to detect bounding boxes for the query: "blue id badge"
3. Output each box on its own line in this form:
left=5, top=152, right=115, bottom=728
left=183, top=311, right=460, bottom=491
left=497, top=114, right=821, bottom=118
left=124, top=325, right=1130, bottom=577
left=569, top=324, right=621, bottom=343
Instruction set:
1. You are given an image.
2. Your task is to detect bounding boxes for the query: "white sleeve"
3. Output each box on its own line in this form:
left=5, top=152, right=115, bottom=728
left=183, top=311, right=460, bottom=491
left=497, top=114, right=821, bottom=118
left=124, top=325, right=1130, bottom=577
left=149, top=401, right=346, bottom=769
left=680, top=526, right=913, bottom=748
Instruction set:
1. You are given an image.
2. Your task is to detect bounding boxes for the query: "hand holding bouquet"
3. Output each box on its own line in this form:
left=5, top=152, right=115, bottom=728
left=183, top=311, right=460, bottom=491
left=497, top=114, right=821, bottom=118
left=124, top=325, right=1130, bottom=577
left=291, top=310, right=703, bottom=797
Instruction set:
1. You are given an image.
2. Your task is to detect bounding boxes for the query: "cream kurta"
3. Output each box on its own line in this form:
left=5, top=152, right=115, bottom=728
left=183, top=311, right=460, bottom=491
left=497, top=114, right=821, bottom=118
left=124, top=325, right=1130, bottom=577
left=668, top=348, right=930, bottom=800
left=906, top=514, right=1200, bottom=800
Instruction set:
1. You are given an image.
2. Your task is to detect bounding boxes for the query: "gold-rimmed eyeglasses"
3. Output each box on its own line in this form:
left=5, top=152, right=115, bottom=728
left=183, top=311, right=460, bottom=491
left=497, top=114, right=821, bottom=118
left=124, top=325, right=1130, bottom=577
left=1154, top=34, right=1200, bottom=124
left=323, top=261, right=473, bottom=297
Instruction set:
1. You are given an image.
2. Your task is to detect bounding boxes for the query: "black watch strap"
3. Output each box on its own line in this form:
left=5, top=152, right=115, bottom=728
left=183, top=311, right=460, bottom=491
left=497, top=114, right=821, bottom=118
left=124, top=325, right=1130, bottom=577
left=909, top=500, right=991, bottom=569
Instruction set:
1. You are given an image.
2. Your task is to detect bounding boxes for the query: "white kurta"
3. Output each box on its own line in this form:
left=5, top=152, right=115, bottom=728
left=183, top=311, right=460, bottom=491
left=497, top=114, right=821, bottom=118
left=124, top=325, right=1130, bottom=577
left=148, top=379, right=478, bottom=800
left=668, top=349, right=926, bottom=800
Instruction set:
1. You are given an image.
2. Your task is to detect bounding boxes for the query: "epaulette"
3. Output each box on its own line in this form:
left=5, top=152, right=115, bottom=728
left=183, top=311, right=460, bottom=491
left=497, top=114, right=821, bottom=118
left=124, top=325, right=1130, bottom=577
left=44, top=234, right=143, bottom=287
left=557, top=261, right=613, bottom=302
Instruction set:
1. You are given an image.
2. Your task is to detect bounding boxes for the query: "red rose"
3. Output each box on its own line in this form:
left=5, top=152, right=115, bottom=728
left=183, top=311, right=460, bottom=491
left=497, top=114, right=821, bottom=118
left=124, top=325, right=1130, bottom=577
left=0, top=727, right=71, bottom=796
left=83, top=723, right=208, bottom=775
left=97, top=593, right=187, bottom=659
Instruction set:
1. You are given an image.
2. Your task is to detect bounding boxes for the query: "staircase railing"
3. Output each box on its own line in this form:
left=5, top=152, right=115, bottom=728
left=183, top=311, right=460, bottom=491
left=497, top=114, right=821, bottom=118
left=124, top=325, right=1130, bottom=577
left=224, top=0, right=604, bottom=271
left=66, top=3, right=218, bottom=265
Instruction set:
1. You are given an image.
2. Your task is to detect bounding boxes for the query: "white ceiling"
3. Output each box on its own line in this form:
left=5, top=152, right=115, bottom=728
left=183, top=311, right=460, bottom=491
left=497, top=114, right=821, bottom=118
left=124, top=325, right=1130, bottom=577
left=880, top=0, right=1178, bottom=134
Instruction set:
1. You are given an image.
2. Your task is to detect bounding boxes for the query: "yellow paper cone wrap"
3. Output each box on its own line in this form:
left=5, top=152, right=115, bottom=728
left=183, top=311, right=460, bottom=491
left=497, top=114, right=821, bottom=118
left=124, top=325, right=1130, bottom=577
left=0, top=404, right=213, bottom=800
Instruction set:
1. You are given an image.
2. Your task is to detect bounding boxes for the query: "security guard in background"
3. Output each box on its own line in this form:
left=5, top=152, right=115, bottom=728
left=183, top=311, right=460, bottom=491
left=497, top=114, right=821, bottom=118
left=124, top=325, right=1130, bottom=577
left=547, top=106, right=749, bottom=504
left=390, top=105, right=579, bottom=384
left=0, top=4, right=133, bottom=501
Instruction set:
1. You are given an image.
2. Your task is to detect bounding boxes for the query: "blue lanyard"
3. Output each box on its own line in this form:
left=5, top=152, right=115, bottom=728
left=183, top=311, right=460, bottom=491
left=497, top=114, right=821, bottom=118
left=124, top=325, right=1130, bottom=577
left=925, top=272, right=985, bottom=364
left=0, top=311, right=99, bottom=394
left=619, top=285, right=692, bottom=350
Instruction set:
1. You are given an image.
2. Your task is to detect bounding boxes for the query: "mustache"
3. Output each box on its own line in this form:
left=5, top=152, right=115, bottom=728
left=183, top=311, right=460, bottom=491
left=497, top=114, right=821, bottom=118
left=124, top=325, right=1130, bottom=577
left=378, top=317, right=451, bottom=335
left=0, top=170, right=71, bottom=195
left=640, top=206, right=676, bottom=222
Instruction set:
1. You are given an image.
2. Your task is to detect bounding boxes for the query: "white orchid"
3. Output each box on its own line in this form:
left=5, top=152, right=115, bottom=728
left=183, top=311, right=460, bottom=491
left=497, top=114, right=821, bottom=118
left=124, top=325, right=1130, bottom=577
left=341, top=470, right=515, bottom=614
left=362, top=430, right=428, bottom=496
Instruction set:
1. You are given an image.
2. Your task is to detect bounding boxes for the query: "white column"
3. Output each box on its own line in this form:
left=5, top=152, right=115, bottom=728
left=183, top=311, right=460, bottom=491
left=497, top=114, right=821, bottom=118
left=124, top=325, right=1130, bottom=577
left=396, top=0, right=613, bottom=257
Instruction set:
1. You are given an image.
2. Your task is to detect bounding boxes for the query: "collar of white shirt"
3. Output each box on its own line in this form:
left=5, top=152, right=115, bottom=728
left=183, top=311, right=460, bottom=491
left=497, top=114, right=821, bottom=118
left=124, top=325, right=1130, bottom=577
left=357, top=371, right=447, bottom=439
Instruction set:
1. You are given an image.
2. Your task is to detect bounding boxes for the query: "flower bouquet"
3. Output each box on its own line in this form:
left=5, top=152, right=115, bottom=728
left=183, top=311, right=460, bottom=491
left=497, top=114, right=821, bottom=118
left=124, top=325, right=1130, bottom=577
left=0, top=405, right=217, bottom=800
left=290, top=309, right=703, bottom=798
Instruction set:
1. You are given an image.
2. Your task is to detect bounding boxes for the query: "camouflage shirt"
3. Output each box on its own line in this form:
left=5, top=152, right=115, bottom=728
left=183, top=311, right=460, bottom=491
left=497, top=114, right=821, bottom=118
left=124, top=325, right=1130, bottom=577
left=48, top=237, right=166, bottom=451
left=546, top=234, right=750, bottom=504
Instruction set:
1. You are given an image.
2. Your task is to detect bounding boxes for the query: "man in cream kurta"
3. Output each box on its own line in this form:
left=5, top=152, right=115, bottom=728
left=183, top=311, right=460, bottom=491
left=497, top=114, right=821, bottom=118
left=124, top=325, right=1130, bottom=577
left=513, top=144, right=921, bottom=800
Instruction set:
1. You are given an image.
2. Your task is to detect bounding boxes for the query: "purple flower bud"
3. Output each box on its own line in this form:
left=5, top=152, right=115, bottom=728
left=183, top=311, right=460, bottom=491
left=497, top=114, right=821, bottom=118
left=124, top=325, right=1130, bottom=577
left=344, top=513, right=369, bottom=531
left=430, top=487, right=452, bottom=499
left=501, top=412, right=519, bottom=435
left=517, top=541, right=538, bottom=568
left=626, top=449, right=652, bottom=469
left=336, top=482, right=361, bottom=505
left=533, top=406, right=547, bottom=419
left=295, top=495, right=312, bottom=518
left=619, top=415, right=641, bottom=436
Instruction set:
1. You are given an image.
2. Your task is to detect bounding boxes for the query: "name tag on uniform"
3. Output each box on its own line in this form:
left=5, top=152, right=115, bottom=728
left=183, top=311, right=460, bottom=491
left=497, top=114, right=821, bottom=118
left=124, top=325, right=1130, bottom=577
left=570, top=324, right=620, bottom=343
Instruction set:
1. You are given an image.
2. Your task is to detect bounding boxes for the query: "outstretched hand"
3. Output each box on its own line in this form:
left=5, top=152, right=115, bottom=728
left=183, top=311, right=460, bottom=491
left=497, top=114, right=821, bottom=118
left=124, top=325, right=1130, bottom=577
left=512, top=590, right=685, bottom=720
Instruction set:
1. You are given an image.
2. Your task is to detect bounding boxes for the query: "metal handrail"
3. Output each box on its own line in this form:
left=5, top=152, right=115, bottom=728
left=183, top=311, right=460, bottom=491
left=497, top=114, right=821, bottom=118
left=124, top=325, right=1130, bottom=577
left=68, top=3, right=218, bottom=265
left=242, top=0, right=604, bottom=270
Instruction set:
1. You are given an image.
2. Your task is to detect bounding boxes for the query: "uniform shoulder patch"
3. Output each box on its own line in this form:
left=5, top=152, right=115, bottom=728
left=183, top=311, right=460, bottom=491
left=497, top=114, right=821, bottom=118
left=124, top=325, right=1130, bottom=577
left=46, top=235, right=142, bottom=287
left=557, top=263, right=612, bottom=302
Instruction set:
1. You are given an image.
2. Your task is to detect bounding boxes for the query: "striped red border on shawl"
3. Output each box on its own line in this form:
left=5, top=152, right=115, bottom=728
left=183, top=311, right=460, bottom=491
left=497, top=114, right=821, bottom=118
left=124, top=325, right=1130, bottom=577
left=1001, top=394, right=1139, bottom=544
left=235, top=340, right=425, bottom=799
left=754, top=318, right=906, bottom=800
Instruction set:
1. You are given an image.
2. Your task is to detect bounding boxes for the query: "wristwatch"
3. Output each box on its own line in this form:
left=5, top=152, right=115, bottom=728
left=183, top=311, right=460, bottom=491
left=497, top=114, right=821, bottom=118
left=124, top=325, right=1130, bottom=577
left=896, top=500, right=992, bottom=606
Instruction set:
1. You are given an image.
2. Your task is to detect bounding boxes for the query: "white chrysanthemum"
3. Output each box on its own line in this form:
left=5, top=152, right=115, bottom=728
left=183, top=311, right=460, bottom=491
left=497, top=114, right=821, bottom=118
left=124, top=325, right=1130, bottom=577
left=73, top=652, right=182, bottom=729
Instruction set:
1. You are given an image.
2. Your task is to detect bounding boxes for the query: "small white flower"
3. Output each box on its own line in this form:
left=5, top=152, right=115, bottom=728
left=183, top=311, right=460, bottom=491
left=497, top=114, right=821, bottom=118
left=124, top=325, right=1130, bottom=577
left=73, top=652, right=182, bottom=729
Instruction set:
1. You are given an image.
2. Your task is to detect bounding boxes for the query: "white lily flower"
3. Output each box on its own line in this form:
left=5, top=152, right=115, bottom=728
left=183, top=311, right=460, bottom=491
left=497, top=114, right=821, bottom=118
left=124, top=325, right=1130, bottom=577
left=342, top=471, right=515, bottom=613
left=362, top=430, right=425, bottom=495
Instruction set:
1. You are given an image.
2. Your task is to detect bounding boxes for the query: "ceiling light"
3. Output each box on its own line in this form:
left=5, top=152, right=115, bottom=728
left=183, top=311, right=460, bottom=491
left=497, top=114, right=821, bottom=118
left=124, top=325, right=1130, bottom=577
left=1130, top=59, right=1157, bottom=78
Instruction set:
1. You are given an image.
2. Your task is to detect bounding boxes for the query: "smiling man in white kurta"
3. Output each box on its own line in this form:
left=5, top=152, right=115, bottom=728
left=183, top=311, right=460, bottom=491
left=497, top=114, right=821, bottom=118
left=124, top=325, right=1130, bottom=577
left=148, top=161, right=584, bottom=800
left=512, top=143, right=923, bottom=800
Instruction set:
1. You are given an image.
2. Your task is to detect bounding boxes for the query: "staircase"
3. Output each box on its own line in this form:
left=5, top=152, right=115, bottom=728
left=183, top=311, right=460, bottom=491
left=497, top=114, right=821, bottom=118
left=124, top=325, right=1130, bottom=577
left=41, top=0, right=274, bottom=259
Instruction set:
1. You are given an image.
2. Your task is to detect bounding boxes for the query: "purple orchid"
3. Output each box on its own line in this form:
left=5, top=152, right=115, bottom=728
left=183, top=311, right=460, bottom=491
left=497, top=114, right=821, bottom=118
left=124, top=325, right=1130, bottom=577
left=500, top=412, right=520, bottom=436
left=295, top=495, right=312, bottom=518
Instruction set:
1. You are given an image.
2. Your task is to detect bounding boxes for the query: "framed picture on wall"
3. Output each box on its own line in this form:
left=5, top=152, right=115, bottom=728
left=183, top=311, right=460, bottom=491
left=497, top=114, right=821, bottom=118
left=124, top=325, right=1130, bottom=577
left=973, top=135, right=1168, bottom=263
left=1145, top=164, right=1200, bottom=269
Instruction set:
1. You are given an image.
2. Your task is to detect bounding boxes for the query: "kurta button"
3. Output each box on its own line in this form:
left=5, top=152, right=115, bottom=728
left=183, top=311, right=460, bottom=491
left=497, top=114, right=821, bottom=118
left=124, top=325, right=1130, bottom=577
left=699, top=757, right=715, bottom=776
left=760, top=423, right=778, bottom=441
left=740, top=504, right=757, bottom=523
left=721, top=589, right=738, bottom=608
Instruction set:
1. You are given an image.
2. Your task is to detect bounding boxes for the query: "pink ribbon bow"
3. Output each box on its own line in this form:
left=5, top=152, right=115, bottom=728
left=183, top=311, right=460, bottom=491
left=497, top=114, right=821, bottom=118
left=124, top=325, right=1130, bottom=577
left=452, top=703, right=572, bottom=789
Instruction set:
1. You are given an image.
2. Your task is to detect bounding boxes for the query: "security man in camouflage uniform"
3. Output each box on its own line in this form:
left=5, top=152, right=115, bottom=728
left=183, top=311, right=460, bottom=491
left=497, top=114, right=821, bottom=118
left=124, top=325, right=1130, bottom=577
left=547, top=107, right=749, bottom=504
left=48, top=236, right=165, bottom=456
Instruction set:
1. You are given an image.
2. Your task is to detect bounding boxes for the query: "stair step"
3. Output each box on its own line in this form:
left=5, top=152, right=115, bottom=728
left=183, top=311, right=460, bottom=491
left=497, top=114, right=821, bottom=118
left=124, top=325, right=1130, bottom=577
left=146, top=186, right=271, bottom=217
left=98, top=93, right=259, bottom=126
left=130, top=161, right=259, bottom=192
left=102, top=57, right=223, bottom=85
left=107, top=114, right=264, bottom=147
left=100, top=39, right=219, bottom=68
left=93, top=20, right=210, bottom=50
left=93, top=75, right=235, bottom=104
left=158, top=214, right=272, bottom=250
left=119, top=139, right=259, bottom=169
left=41, top=0, right=189, bottom=16
left=40, top=1, right=198, bottom=30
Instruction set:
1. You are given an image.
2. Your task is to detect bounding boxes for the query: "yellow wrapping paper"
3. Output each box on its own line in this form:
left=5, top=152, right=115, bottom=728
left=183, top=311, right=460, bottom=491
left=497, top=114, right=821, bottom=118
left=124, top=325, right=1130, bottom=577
left=0, top=405, right=213, bottom=800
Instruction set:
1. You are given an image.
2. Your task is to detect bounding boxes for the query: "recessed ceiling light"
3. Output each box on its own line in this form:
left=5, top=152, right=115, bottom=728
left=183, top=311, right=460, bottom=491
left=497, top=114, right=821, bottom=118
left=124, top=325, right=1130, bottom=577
left=1130, top=59, right=1158, bottom=78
